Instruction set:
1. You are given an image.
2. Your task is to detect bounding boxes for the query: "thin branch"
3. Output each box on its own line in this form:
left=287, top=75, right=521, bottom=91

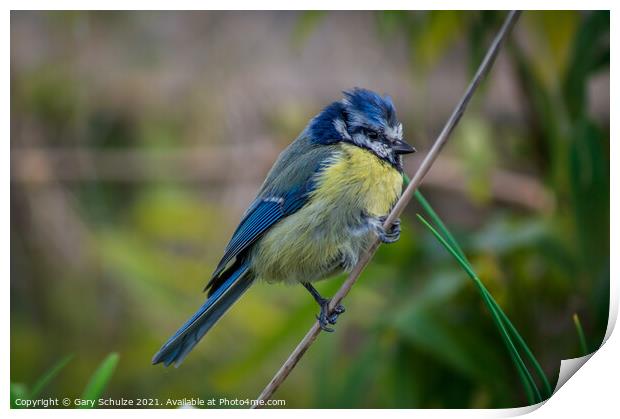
left=252, top=10, right=522, bottom=407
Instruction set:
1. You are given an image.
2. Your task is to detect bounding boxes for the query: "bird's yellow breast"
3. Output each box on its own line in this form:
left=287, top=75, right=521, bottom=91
left=251, top=143, right=403, bottom=284
left=316, top=143, right=403, bottom=216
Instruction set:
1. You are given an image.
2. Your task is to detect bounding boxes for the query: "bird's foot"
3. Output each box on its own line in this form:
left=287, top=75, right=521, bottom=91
left=302, top=282, right=346, bottom=332
left=377, top=217, right=401, bottom=244
left=316, top=298, right=346, bottom=332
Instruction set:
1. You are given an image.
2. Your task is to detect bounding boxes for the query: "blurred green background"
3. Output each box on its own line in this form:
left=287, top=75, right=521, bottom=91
left=10, top=11, right=609, bottom=408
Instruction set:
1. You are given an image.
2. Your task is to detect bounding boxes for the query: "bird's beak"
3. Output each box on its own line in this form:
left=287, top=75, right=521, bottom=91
left=392, top=139, right=416, bottom=155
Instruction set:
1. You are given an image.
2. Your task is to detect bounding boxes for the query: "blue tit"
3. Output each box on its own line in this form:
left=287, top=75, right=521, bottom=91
left=153, top=88, right=415, bottom=367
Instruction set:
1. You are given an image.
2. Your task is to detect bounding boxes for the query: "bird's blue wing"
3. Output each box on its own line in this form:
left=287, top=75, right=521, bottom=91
left=205, top=138, right=338, bottom=293
left=209, top=186, right=311, bottom=280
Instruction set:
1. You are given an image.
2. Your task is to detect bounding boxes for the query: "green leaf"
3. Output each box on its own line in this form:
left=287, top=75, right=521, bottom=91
left=563, top=11, right=609, bottom=119
left=29, top=354, right=74, bottom=399
left=573, top=313, right=589, bottom=356
left=415, top=190, right=465, bottom=260
left=524, top=11, right=579, bottom=88
left=414, top=191, right=553, bottom=403
left=509, top=38, right=562, bottom=186
left=569, top=118, right=609, bottom=276
left=415, top=192, right=552, bottom=394
left=417, top=214, right=540, bottom=404
left=80, top=353, right=119, bottom=407
left=10, top=383, right=29, bottom=409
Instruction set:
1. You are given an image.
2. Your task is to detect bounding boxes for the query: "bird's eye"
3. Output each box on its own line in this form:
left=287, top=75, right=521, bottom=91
left=367, top=130, right=379, bottom=140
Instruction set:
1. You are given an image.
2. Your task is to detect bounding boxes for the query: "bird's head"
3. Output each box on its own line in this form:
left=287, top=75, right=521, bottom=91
left=308, top=88, right=415, bottom=170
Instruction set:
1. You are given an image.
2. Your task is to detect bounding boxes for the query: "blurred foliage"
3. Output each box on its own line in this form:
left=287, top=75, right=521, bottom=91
left=11, top=354, right=117, bottom=408
left=11, top=355, right=73, bottom=407
left=11, top=11, right=609, bottom=408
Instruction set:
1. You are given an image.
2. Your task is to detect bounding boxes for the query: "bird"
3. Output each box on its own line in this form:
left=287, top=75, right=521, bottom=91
left=152, top=88, right=416, bottom=367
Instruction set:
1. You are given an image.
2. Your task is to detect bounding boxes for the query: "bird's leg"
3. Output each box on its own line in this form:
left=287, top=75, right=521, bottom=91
left=302, top=282, right=345, bottom=332
left=377, top=216, right=401, bottom=244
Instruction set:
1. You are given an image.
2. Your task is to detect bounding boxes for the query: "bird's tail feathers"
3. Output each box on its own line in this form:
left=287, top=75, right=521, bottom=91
left=152, top=262, right=254, bottom=367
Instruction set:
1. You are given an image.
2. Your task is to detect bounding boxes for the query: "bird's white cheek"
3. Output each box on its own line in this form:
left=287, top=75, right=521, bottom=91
left=370, top=142, right=390, bottom=159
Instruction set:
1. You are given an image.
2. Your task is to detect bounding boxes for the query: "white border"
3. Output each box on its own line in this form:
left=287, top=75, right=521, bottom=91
left=1, top=1, right=615, bottom=11
left=4, top=4, right=617, bottom=418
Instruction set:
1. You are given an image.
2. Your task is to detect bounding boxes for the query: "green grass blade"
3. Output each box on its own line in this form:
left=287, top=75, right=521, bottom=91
left=11, top=383, right=29, bottom=409
left=415, top=190, right=467, bottom=260
left=573, top=313, right=589, bottom=356
left=481, top=290, right=540, bottom=404
left=417, top=214, right=541, bottom=404
left=403, top=173, right=411, bottom=186
left=29, top=354, right=74, bottom=399
left=485, top=290, right=552, bottom=397
left=415, top=190, right=552, bottom=399
left=80, top=353, right=119, bottom=407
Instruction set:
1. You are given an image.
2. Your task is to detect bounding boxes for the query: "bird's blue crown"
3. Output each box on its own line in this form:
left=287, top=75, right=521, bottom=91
left=307, top=88, right=412, bottom=170
left=308, top=88, right=399, bottom=145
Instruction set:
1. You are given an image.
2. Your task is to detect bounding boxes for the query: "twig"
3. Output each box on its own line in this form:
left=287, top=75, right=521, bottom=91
left=252, top=10, right=521, bottom=407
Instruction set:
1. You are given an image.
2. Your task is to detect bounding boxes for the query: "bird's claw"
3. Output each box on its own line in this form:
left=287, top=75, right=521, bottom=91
left=378, top=218, right=401, bottom=244
left=316, top=299, right=345, bottom=332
